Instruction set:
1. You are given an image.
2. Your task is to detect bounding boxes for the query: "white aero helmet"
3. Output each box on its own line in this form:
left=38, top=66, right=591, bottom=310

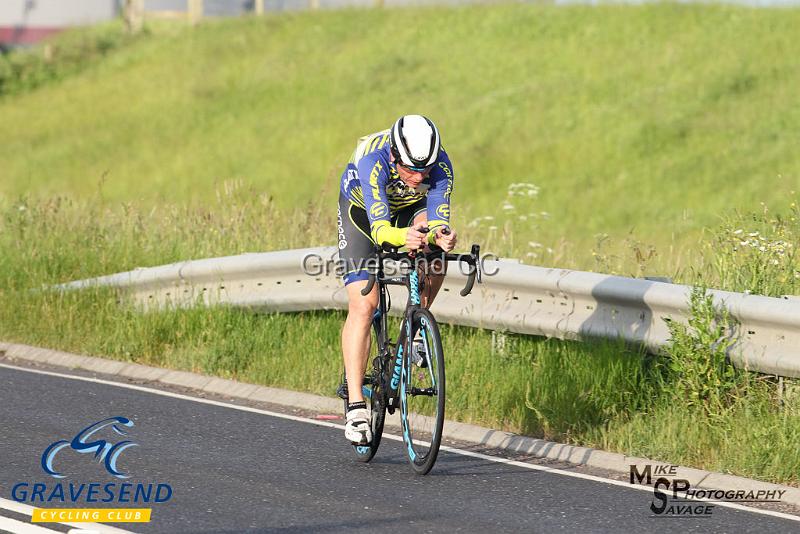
left=390, top=115, right=441, bottom=171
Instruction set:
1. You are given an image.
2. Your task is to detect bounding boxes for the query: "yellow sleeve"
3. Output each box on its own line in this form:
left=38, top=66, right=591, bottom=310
left=427, top=220, right=447, bottom=244
left=371, top=220, right=406, bottom=247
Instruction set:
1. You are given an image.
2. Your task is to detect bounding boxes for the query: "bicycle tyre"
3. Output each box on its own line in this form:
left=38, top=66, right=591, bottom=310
left=398, top=308, right=445, bottom=475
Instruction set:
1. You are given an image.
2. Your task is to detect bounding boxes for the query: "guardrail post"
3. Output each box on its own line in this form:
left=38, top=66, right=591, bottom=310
left=254, top=0, right=265, bottom=15
left=309, top=0, right=320, bottom=10
left=124, top=0, right=144, bottom=33
left=188, top=0, right=204, bottom=25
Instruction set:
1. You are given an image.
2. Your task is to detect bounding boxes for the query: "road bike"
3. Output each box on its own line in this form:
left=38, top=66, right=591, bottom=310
left=338, top=233, right=480, bottom=474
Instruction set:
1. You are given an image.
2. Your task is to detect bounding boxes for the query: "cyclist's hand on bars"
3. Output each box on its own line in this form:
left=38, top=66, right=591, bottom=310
left=435, top=227, right=457, bottom=252
left=405, top=224, right=428, bottom=252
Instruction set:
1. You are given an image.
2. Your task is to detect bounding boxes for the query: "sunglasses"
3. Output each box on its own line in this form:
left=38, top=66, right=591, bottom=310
left=397, top=161, right=435, bottom=174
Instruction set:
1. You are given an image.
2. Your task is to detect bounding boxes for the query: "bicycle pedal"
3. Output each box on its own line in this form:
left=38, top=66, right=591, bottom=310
left=412, top=340, right=428, bottom=368
left=336, top=381, right=348, bottom=400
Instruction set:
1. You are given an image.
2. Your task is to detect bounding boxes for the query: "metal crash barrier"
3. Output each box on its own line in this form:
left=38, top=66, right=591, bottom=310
left=59, top=247, right=800, bottom=378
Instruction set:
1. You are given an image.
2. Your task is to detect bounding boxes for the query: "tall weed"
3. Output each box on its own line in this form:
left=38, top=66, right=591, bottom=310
left=661, top=287, right=742, bottom=418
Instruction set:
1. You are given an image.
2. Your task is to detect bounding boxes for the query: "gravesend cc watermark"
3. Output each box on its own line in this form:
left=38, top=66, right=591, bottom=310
left=301, top=250, right=500, bottom=278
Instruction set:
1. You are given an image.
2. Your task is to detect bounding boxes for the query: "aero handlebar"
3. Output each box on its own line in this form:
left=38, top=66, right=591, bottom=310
left=360, top=227, right=481, bottom=297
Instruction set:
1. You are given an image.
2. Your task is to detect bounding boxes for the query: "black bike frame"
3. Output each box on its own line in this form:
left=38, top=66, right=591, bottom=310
left=363, top=246, right=481, bottom=410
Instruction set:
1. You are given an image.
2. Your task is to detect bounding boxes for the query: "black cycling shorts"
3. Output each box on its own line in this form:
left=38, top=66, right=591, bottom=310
left=337, top=192, right=425, bottom=285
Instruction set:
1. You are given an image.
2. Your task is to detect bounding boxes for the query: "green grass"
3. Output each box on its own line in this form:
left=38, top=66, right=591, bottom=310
left=0, top=22, right=143, bottom=96
left=3, top=5, right=800, bottom=266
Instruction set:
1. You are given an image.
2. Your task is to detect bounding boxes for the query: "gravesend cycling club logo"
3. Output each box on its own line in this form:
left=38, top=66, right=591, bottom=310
left=42, top=416, right=138, bottom=479
left=10, top=416, right=173, bottom=524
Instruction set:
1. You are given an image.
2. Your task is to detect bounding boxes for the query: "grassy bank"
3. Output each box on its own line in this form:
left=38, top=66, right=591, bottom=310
left=1, top=193, right=798, bottom=484
left=2, top=5, right=800, bottom=263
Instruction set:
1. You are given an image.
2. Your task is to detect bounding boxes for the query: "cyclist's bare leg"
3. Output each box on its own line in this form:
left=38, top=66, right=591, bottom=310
left=411, top=212, right=447, bottom=308
left=342, top=280, right=379, bottom=404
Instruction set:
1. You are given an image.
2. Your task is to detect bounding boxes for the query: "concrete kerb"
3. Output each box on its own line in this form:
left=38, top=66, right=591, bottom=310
left=1, top=341, right=799, bottom=507
left=118, top=363, right=169, bottom=382
left=203, top=377, right=260, bottom=398
left=159, top=369, right=213, bottom=390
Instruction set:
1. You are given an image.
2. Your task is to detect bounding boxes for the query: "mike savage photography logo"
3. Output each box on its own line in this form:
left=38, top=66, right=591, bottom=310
left=10, top=416, right=173, bottom=524
left=629, top=464, right=785, bottom=518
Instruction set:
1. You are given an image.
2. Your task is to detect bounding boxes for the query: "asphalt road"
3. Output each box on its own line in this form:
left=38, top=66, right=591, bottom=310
left=1, top=364, right=798, bottom=533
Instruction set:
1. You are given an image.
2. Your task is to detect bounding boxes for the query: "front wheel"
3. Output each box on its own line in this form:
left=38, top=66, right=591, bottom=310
left=398, top=308, right=445, bottom=475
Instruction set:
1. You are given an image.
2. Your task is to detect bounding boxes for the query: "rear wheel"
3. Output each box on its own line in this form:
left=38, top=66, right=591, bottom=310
left=342, top=321, right=387, bottom=463
left=352, top=364, right=386, bottom=462
left=399, top=309, right=445, bottom=475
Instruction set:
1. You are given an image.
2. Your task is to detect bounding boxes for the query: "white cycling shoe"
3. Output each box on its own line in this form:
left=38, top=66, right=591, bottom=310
left=345, top=408, right=372, bottom=445
left=411, top=338, right=428, bottom=368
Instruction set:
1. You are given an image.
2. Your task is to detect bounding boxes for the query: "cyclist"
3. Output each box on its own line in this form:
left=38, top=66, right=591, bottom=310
left=337, top=115, right=457, bottom=445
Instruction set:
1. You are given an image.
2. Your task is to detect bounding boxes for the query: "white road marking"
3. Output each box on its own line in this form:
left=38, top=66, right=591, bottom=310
left=2, top=362, right=799, bottom=524
left=0, top=514, right=63, bottom=533
left=0, top=498, right=134, bottom=534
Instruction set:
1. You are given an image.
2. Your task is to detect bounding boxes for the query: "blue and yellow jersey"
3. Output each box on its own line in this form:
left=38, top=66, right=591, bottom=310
left=339, top=129, right=454, bottom=247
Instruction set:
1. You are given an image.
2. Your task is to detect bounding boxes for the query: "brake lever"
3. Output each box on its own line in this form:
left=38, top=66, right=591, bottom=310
left=471, top=244, right=482, bottom=283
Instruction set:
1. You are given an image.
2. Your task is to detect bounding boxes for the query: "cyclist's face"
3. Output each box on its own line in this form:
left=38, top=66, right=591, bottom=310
left=394, top=158, right=431, bottom=189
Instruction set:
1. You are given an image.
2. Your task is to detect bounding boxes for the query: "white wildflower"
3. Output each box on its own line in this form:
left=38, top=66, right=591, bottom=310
left=732, top=229, right=744, bottom=235
left=528, top=241, right=542, bottom=248
left=748, top=232, right=760, bottom=237
left=508, top=182, right=540, bottom=198
left=502, top=202, right=514, bottom=212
